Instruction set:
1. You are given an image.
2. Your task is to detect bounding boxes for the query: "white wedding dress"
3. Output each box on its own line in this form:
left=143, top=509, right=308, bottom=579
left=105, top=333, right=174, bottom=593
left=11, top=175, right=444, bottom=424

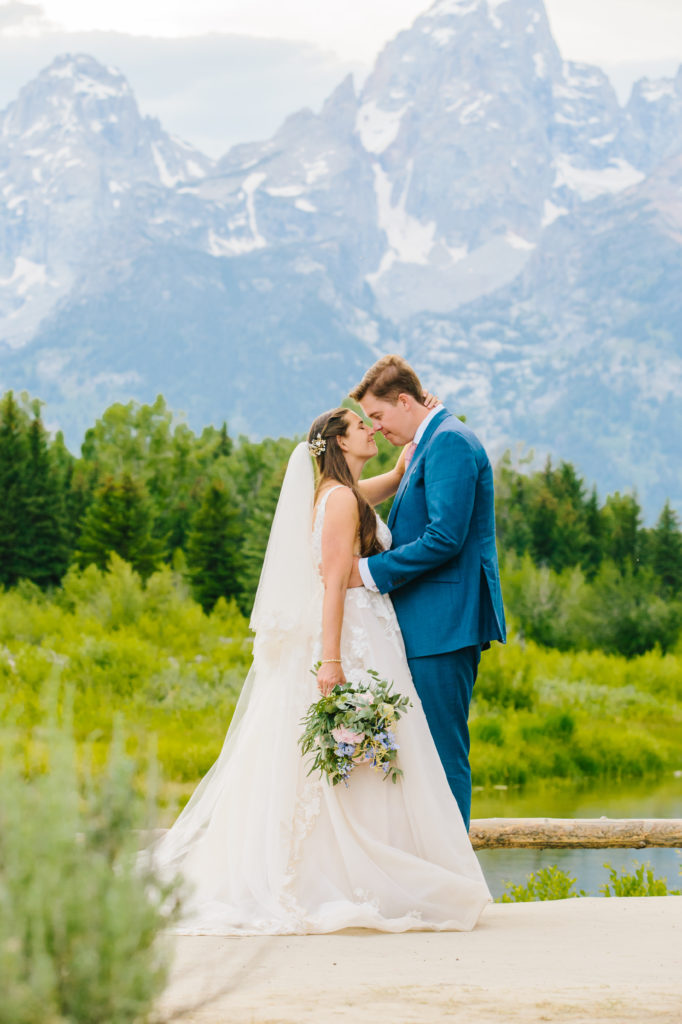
left=149, top=444, right=491, bottom=934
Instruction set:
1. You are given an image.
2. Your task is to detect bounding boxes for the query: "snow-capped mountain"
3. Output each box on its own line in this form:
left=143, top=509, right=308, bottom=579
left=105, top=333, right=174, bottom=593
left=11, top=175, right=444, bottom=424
left=0, top=0, right=680, bottom=517
left=0, top=54, right=212, bottom=348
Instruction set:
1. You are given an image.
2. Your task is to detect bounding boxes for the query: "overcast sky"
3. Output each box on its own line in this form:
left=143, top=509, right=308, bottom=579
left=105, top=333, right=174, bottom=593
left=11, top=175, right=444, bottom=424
left=1, top=0, right=680, bottom=156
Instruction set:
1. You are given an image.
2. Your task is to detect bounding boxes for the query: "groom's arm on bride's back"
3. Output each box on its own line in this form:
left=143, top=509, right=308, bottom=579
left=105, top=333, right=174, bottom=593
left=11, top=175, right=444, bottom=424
left=366, top=431, right=478, bottom=593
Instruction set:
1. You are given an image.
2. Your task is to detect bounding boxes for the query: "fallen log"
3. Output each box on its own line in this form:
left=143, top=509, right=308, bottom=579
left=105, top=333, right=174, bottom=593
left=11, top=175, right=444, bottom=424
left=469, top=817, right=682, bottom=850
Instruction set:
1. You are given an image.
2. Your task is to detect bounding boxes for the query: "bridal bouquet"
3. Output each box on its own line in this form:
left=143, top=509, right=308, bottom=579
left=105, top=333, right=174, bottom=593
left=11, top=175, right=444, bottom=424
left=299, top=669, right=411, bottom=787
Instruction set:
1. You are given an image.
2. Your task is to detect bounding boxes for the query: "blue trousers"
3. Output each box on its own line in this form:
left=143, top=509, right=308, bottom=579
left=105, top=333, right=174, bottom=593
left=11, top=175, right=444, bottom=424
left=407, top=645, right=481, bottom=830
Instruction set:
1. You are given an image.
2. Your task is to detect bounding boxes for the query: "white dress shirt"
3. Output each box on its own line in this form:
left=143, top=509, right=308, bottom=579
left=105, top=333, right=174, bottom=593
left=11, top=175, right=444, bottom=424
left=359, top=405, right=443, bottom=592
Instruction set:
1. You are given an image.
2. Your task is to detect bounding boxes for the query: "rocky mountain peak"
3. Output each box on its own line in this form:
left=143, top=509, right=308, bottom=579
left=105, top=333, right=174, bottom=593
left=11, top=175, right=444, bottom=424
left=625, top=67, right=682, bottom=171
left=1, top=53, right=138, bottom=148
left=0, top=52, right=211, bottom=190
left=321, top=74, right=357, bottom=130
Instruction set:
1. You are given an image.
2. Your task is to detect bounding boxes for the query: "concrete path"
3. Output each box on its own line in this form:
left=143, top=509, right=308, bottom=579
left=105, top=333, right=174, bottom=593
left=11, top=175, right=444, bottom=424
left=157, top=897, right=682, bottom=1023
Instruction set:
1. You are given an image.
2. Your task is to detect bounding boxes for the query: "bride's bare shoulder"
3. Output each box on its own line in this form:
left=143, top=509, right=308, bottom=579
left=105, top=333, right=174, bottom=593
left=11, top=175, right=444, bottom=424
left=314, top=484, right=358, bottom=518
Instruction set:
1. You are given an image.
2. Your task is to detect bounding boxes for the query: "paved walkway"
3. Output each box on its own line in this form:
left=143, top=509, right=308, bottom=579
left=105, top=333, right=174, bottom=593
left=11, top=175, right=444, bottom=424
left=157, top=896, right=681, bottom=1023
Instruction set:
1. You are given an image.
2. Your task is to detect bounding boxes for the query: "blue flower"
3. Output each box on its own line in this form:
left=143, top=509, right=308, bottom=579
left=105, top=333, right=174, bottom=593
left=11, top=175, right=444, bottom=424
left=336, top=742, right=356, bottom=757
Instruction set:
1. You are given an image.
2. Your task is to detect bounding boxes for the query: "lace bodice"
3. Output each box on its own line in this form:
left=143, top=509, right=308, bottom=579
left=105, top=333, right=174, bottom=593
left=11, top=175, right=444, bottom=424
left=311, top=484, right=401, bottom=674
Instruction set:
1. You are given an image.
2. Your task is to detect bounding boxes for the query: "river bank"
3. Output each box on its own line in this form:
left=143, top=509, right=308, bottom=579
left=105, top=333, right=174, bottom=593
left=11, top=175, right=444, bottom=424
left=157, top=896, right=681, bottom=1023
left=472, top=775, right=682, bottom=897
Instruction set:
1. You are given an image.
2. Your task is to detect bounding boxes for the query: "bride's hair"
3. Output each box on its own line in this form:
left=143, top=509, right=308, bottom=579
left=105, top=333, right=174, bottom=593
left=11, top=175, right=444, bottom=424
left=308, top=408, right=383, bottom=558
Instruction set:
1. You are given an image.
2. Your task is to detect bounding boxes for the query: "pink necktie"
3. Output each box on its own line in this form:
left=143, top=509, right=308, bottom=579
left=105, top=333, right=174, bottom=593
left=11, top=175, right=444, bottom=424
left=404, top=441, right=418, bottom=467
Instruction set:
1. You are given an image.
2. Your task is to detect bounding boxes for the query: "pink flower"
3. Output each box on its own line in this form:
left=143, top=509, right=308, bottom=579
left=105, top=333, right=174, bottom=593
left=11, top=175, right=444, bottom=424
left=332, top=725, right=364, bottom=745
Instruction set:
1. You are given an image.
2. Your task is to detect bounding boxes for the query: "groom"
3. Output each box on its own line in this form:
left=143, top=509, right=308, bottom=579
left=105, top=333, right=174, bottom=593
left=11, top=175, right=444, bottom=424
left=349, top=355, right=506, bottom=830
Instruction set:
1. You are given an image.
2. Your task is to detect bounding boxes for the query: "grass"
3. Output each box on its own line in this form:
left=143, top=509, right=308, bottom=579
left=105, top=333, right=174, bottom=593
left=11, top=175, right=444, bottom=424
left=1, top=557, right=680, bottom=818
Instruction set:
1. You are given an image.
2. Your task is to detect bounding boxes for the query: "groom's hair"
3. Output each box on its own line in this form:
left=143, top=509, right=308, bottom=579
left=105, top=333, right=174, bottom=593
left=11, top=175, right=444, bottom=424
left=350, top=354, right=423, bottom=405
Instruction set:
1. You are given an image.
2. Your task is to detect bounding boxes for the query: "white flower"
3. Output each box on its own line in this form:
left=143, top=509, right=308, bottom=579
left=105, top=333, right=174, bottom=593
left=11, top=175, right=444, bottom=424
left=354, top=692, right=374, bottom=706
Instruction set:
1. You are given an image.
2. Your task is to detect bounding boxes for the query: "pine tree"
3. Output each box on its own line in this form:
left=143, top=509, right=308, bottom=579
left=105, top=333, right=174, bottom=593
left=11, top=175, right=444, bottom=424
left=52, top=431, right=83, bottom=552
left=582, top=487, right=603, bottom=579
left=493, top=454, right=533, bottom=558
left=0, top=391, right=29, bottom=586
left=213, top=422, right=233, bottom=459
left=529, top=490, right=559, bottom=567
left=76, top=474, right=163, bottom=577
left=650, top=501, right=682, bottom=596
left=602, top=493, right=643, bottom=574
left=186, top=480, right=242, bottom=612
left=22, top=413, right=70, bottom=586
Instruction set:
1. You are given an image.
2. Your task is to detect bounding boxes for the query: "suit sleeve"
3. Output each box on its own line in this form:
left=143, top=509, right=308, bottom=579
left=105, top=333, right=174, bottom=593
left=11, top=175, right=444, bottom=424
left=366, top=430, right=477, bottom=594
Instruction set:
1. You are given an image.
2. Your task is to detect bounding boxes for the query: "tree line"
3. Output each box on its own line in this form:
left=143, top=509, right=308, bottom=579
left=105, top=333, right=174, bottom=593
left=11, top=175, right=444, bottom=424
left=1, top=390, right=681, bottom=655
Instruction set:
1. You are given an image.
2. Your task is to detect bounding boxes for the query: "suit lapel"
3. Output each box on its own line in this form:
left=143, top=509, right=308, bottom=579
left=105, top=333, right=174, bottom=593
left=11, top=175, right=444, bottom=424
left=388, top=408, right=449, bottom=530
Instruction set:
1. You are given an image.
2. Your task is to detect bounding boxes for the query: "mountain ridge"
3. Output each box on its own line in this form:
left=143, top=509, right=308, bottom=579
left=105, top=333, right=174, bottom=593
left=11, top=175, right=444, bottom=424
left=0, top=0, right=680, bottom=519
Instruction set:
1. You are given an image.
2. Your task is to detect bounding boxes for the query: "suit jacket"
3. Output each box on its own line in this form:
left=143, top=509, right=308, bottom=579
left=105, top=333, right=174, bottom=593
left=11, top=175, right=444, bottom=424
left=367, top=408, right=506, bottom=659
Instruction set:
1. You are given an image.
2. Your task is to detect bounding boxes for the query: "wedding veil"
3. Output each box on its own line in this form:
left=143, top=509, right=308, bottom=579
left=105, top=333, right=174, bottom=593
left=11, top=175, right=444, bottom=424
left=150, top=442, right=322, bottom=886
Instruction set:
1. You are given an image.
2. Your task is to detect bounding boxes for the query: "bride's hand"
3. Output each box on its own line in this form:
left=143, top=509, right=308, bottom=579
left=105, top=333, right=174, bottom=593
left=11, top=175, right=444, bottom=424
left=317, top=661, right=345, bottom=696
left=395, top=444, right=408, bottom=478
left=422, top=389, right=440, bottom=409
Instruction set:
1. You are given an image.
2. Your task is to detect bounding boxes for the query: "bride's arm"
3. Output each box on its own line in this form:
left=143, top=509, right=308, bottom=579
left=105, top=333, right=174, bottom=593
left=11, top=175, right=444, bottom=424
left=317, top=487, right=359, bottom=696
left=358, top=445, right=408, bottom=506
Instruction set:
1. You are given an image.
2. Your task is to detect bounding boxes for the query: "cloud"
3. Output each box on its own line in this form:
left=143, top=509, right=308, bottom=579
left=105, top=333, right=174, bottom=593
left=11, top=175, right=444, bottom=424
left=0, top=29, right=364, bottom=157
left=0, top=1, right=47, bottom=30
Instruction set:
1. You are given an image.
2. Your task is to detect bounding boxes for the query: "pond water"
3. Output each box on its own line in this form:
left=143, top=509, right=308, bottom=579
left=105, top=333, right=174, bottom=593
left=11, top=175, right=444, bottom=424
left=471, top=775, right=682, bottom=899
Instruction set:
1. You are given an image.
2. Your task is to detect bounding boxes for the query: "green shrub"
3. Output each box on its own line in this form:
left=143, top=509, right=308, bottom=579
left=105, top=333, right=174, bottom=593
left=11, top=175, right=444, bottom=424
left=1, top=560, right=680, bottom=801
left=0, top=707, right=180, bottom=1023
left=473, top=639, right=536, bottom=709
left=498, top=865, right=586, bottom=902
left=497, top=862, right=682, bottom=902
left=599, top=862, right=681, bottom=897
left=472, top=716, right=506, bottom=746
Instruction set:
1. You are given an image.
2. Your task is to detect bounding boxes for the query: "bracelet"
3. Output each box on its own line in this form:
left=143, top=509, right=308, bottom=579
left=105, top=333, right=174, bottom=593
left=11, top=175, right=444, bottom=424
left=320, top=658, right=342, bottom=665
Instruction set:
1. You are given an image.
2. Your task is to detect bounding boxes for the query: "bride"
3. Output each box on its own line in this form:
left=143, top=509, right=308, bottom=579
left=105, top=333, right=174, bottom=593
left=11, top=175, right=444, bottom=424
left=150, top=404, right=491, bottom=934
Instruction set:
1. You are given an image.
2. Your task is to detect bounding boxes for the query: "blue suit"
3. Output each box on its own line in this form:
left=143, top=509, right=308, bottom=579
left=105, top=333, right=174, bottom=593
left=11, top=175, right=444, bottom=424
left=367, top=408, right=506, bottom=827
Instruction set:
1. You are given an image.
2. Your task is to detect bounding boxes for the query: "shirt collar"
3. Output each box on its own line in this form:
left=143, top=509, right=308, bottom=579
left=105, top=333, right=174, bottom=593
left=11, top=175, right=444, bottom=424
left=413, top=404, right=443, bottom=447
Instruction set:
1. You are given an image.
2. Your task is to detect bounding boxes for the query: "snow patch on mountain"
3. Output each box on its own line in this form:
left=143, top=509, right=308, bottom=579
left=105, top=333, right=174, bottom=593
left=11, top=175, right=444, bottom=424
left=265, top=185, right=305, bottom=197
left=369, top=162, right=436, bottom=273
left=0, top=257, right=47, bottom=294
left=505, top=232, right=536, bottom=250
left=242, top=172, right=268, bottom=249
left=356, top=101, right=409, bottom=154
left=639, top=80, right=676, bottom=103
left=151, top=143, right=181, bottom=188
left=542, top=199, right=568, bottom=226
left=553, top=156, right=645, bottom=201
left=425, top=0, right=481, bottom=18
left=303, top=158, right=329, bottom=185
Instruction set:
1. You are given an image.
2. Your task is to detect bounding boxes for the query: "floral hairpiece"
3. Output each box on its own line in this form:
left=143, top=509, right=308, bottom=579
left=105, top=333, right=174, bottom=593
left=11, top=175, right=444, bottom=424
left=307, top=433, right=326, bottom=458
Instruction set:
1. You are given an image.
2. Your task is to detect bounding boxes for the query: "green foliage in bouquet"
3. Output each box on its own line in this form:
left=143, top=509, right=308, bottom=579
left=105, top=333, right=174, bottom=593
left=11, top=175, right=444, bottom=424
left=299, top=670, right=411, bottom=786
